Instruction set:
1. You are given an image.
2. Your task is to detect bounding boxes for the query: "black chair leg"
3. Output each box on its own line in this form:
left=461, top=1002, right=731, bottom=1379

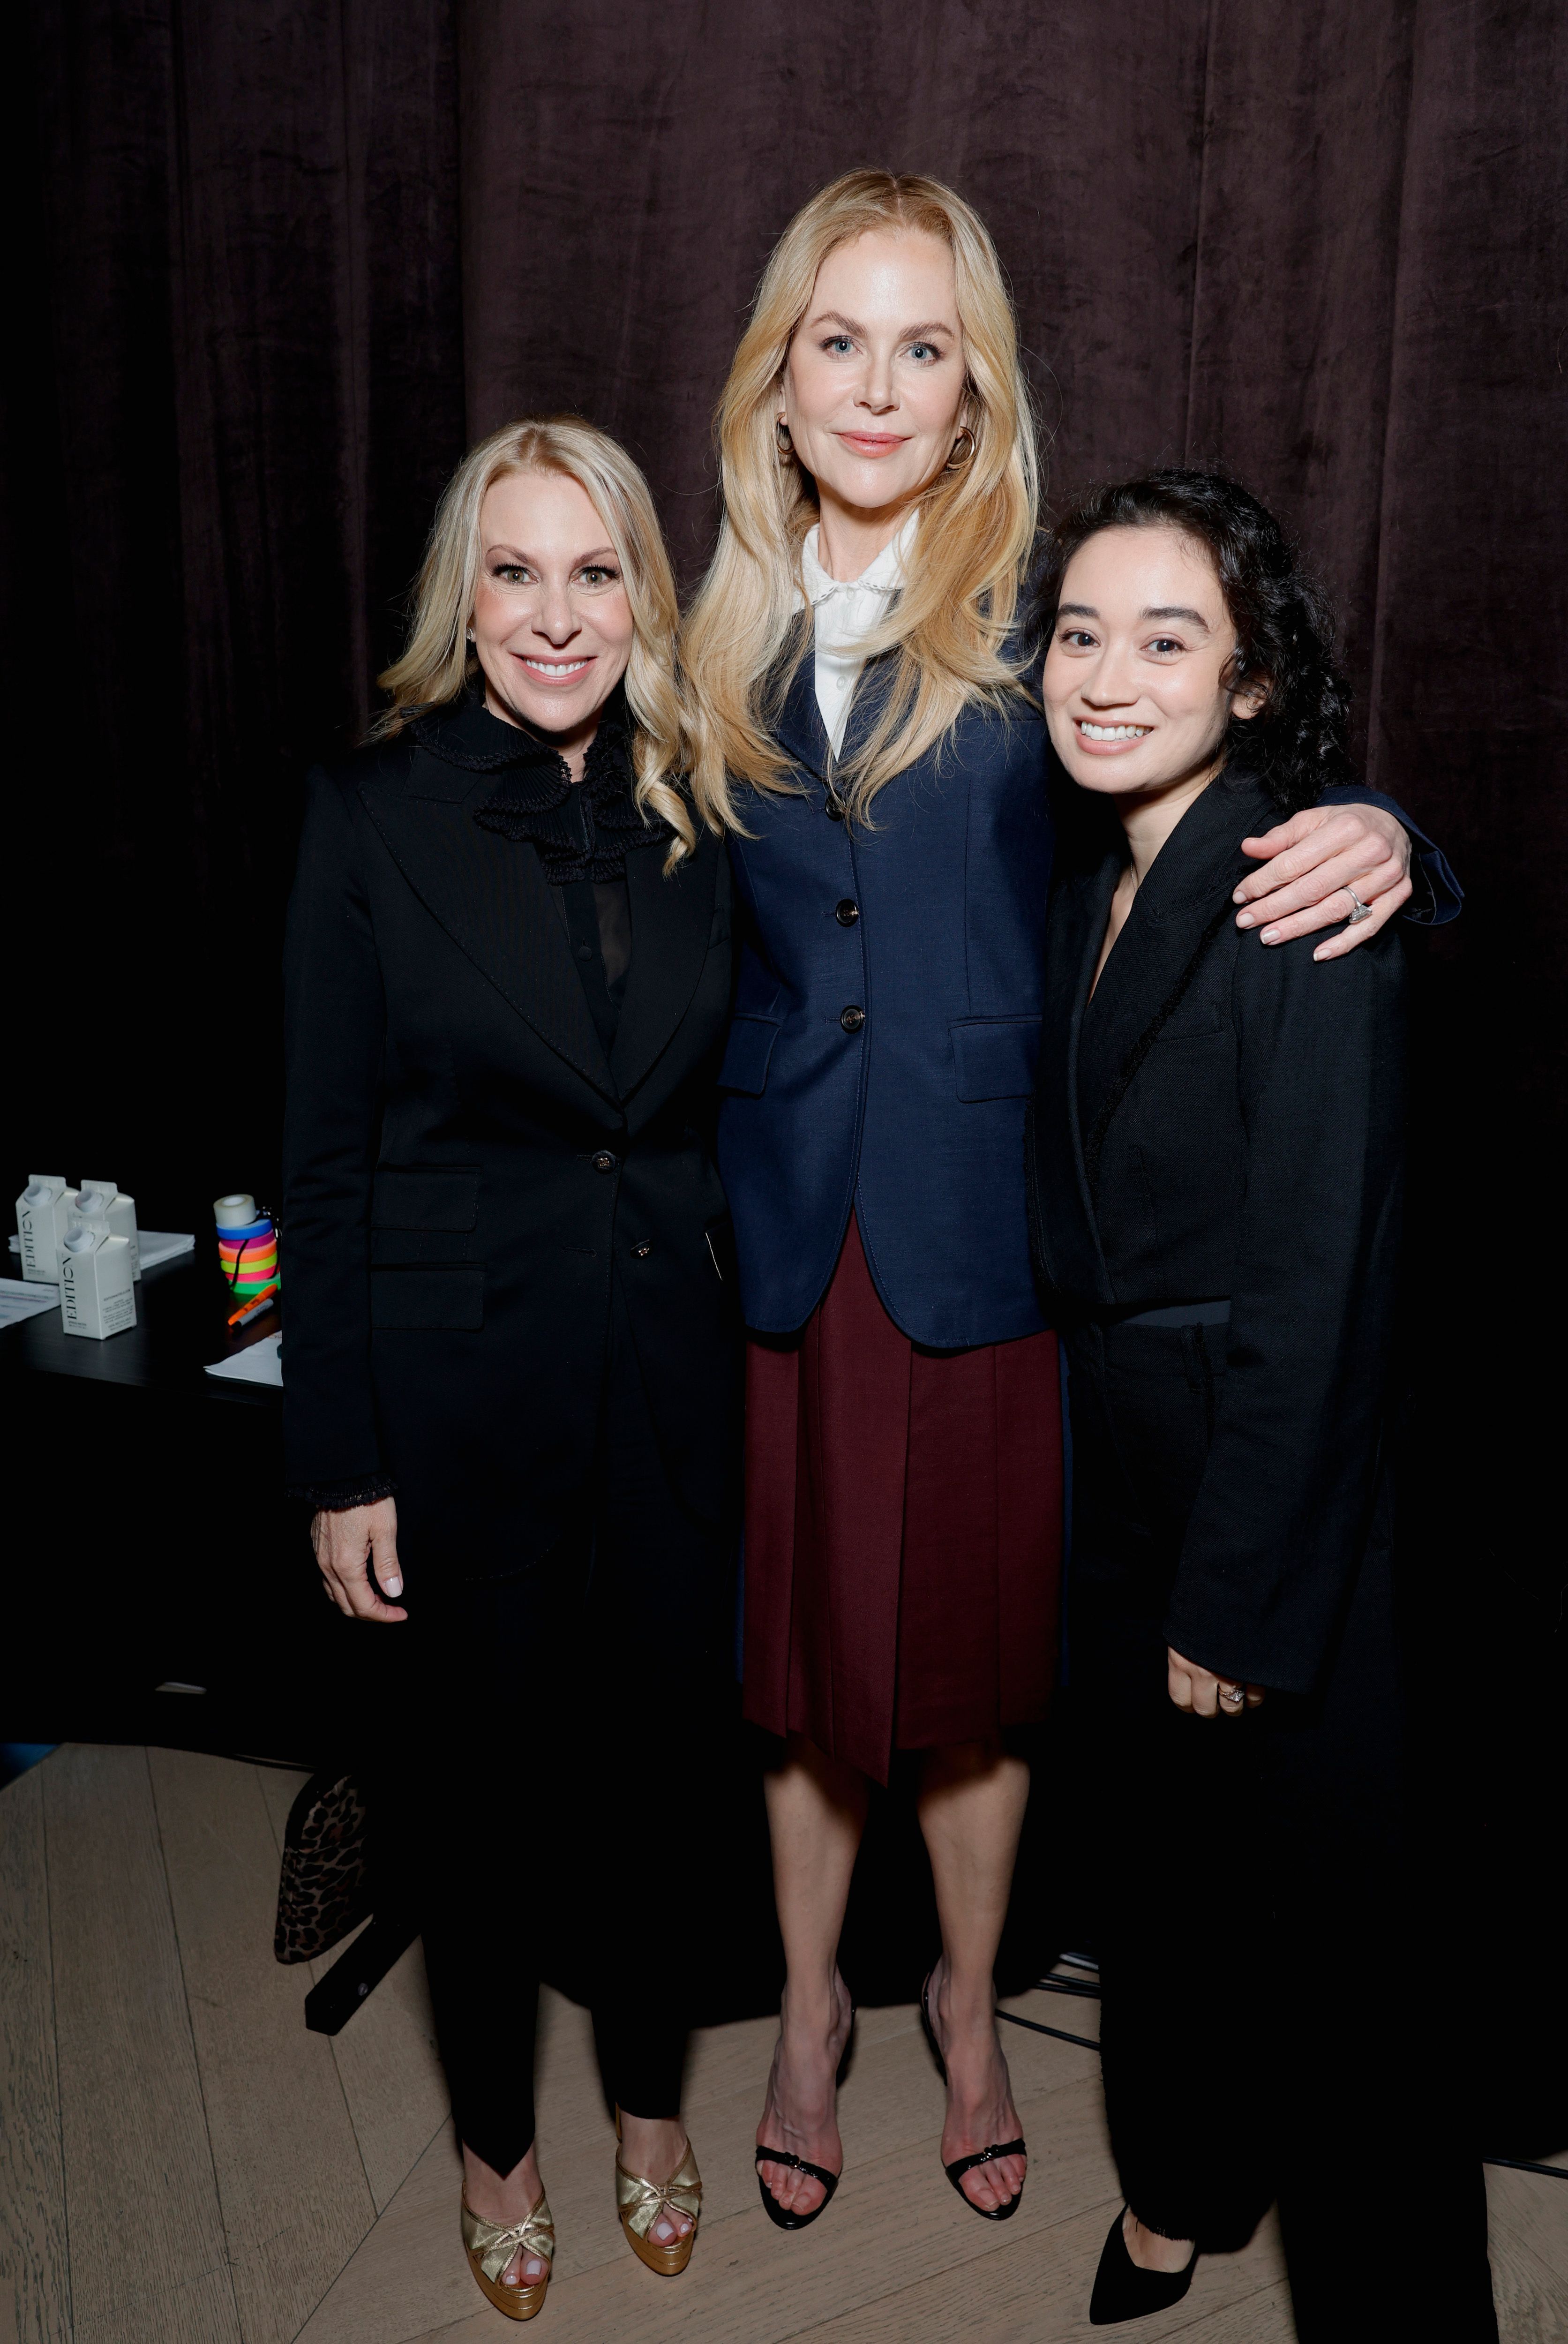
left=304, top=1908, right=420, bottom=2036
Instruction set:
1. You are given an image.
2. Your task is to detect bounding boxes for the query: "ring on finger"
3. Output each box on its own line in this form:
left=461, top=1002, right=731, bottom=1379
left=1343, top=884, right=1375, bottom=925
left=1220, top=1684, right=1245, bottom=1707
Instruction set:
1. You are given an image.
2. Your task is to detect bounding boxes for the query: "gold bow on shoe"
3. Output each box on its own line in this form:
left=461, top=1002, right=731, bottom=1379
left=615, top=2140, right=703, bottom=2276
left=460, top=2194, right=555, bottom=2321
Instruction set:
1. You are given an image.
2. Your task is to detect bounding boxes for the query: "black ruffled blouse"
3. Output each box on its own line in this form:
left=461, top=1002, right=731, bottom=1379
left=414, top=679, right=667, bottom=1056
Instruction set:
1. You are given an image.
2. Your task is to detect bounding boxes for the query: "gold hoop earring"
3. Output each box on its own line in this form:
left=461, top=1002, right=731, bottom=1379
left=775, top=417, right=794, bottom=459
left=945, top=426, right=975, bottom=471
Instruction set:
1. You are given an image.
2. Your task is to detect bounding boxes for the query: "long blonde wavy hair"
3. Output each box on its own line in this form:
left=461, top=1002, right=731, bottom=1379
left=372, top=416, right=695, bottom=868
left=680, top=171, right=1039, bottom=831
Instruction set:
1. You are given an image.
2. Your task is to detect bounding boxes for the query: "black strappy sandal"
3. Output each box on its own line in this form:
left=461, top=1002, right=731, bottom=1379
left=755, top=1996, right=856, bottom=2231
left=753, top=2145, right=841, bottom=2230
left=920, top=1971, right=1028, bottom=2222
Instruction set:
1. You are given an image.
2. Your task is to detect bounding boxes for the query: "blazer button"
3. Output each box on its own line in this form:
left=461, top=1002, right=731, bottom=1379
left=840, top=1005, right=865, bottom=1033
left=824, top=792, right=845, bottom=822
left=835, top=898, right=860, bottom=926
left=592, top=1151, right=618, bottom=1174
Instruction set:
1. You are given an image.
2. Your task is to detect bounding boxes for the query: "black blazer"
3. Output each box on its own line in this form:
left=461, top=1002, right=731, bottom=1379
left=280, top=705, right=738, bottom=1574
left=1028, top=772, right=1408, bottom=1692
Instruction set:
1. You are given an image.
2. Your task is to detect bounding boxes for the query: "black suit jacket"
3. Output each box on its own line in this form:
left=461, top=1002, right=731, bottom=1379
left=280, top=709, right=739, bottom=1573
left=1028, top=773, right=1408, bottom=1692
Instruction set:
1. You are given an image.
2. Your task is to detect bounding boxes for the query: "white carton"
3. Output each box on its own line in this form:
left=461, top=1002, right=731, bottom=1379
left=58, top=1214, right=137, bottom=1339
left=15, top=1173, right=77, bottom=1282
left=74, top=1180, right=141, bottom=1279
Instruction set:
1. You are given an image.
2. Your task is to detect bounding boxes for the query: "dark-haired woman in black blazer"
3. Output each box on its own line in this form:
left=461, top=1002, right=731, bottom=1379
left=283, top=417, right=736, bottom=2321
left=1028, top=474, right=1496, bottom=2341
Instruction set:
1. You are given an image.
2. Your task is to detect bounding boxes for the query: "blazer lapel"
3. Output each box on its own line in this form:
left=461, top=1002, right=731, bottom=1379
left=771, top=655, right=830, bottom=781
left=610, top=827, right=720, bottom=1101
left=361, top=753, right=618, bottom=1103
left=1033, top=853, right=1120, bottom=1308
left=1075, top=778, right=1258, bottom=1142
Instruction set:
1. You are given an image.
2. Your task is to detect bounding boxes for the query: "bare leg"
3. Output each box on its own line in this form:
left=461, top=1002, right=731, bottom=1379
left=618, top=2113, right=696, bottom=2247
left=755, top=1732, right=868, bottom=2218
left=462, top=2142, right=548, bottom=2288
left=916, top=1738, right=1031, bottom=2213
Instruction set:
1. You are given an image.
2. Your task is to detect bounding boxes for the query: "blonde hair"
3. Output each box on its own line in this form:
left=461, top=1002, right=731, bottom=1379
left=372, top=415, right=695, bottom=868
left=680, top=170, right=1039, bottom=832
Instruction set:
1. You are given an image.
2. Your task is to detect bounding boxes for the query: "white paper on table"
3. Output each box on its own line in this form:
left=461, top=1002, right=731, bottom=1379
left=10, top=1229, right=195, bottom=1269
left=205, top=1334, right=283, bottom=1387
left=138, top=1231, right=197, bottom=1268
left=0, top=1280, right=61, bottom=1327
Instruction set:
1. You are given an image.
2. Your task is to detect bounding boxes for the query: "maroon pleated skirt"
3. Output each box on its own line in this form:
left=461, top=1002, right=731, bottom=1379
left=742, top=1214, right=1064, bottom=1784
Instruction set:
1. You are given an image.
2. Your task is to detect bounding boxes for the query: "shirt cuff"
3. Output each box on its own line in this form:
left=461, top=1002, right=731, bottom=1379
left=288, top=1475, right=396, bottom=1511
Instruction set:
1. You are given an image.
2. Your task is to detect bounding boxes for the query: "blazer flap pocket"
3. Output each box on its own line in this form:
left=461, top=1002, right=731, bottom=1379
left=951, top=1016, right=1042, bottom=1102
left=370, top=1267, right=484, bottom=1330
left=1155, top=1002, right=1224, bottom=1044
left=718, top=1014, right=782, bottom=1097
left=372, top=1166, right=479, bottom=1231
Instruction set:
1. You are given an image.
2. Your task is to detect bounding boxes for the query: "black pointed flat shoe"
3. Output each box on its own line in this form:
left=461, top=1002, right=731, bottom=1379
left=921, top=1972, right=1028, bottom=2220
left=1089, top=2207, right=1198, bottom=2324
left=754, top=2145, right=841, bottom=2230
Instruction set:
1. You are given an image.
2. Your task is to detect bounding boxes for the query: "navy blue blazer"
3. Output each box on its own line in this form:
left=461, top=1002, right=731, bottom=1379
left=717, top=655, right=1459, bottom=1349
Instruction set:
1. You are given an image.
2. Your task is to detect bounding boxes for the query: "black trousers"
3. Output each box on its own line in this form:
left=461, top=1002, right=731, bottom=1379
left=376, top=1280, right=737, bottom=2178
left=1063, top=1322, right=1496, bottom=2344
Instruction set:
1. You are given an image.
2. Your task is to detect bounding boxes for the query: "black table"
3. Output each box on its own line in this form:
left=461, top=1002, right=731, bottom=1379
left=1, top=1252, right=355, bottom=1759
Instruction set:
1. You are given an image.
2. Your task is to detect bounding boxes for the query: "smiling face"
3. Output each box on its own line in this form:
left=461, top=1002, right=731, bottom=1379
left=780, top=228, right=969, bottom=557
left=1042, top=523, right=1263, bottom=806
left=468, top=468, right=635, bottom=745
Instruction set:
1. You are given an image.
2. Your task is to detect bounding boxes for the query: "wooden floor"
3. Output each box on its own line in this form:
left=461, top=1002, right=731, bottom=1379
left=2, top=1747, right=1564, bottom=2344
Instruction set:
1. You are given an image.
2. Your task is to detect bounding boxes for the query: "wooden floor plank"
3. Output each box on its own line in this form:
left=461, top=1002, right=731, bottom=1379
left=43, top=1743, right=243, bottom=2344
left=252, top=1763, right=306, bottom=1863
left=1485, top=2166, right=1568, bottom=2342
left=317, top=1939, right=448, bottom=2215
left=781, top=2201, right=1293, bottom=2344
left=295, top=1990, right=1123, bottom=2344
left=41, top=1746, right=1562, bottom=2344
left=147, top=1749, right=376, bottom=2344
left=255, top=1763, right=449, bottom=2212
left=293, top=2122, right=463, bottom=2344
left=0, top=1764, right=71, bottom=2344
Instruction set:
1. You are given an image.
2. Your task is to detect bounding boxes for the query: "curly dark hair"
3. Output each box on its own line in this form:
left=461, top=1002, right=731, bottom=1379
left=1031, top=469, right=1352, bottom=814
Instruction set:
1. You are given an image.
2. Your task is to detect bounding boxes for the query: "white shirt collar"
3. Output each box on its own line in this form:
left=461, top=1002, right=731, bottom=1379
left=799, top=514, right=915, bottom=611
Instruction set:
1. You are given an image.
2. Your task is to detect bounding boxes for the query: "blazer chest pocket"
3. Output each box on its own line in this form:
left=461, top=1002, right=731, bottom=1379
left=370, top=1266, right=484, bottom=1331
left=718, top=1014, right=782, bottom=1096
left=372, top=1165, right=478, bottom=1230
left=1154, top=1003, right=1225, bottom=1045
left=951, top=1016, right=1042, bottom=1102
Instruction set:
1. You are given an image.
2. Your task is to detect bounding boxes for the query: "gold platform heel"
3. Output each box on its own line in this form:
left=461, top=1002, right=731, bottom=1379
left=460, top=2191, right=555, bottom=2321
left=614, top=2109, right=702, bottom=2276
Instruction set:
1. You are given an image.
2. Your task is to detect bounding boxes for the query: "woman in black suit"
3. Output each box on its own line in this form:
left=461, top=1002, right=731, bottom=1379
left=282, top=418, right=736, bottom=2320
left=1028, top=474, right=1496, bottom=2340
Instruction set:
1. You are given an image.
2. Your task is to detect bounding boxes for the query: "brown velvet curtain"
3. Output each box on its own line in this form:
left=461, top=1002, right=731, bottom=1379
left=8, top=0, right=1564, bottom=1211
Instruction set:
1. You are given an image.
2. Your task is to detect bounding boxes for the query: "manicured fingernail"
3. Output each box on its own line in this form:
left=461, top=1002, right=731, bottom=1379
left=1235, top=910, right=1255, bottom=928
left=1232, top=887, right=1246, bottom=902
left=1259, top=927, right=1279, bottom=944
left=384, top=1575, right=402, bottom=1597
